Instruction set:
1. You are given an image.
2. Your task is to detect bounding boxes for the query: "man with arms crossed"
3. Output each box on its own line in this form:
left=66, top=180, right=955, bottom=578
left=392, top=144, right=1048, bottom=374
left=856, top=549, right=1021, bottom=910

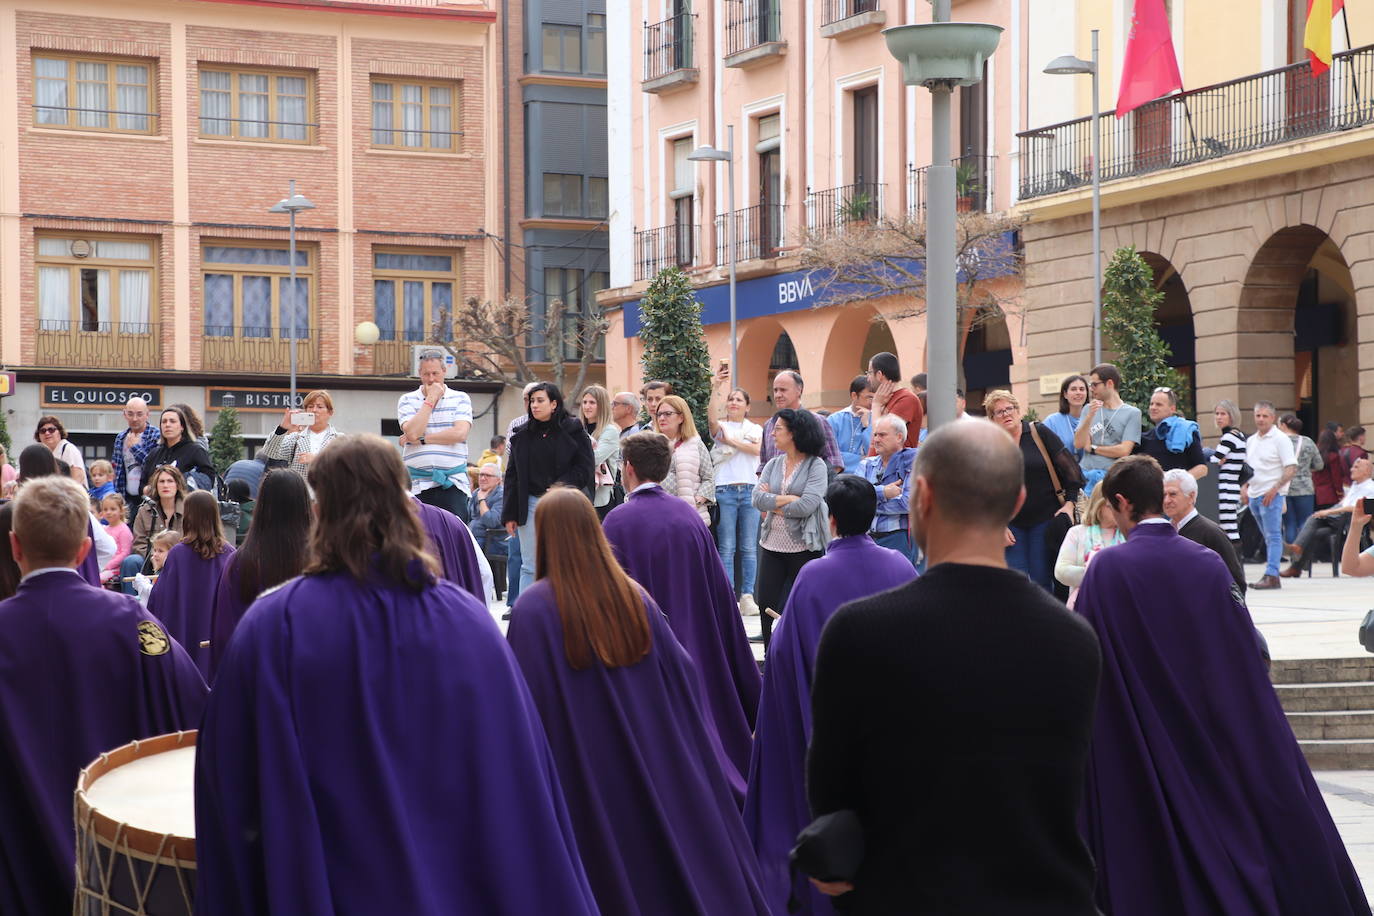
left=399, top=349, right=474, bottom=521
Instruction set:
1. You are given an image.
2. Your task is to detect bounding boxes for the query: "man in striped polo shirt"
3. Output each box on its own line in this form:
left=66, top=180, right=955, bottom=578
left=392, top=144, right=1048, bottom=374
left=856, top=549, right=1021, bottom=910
left=398, top=350, right=474, bottom=521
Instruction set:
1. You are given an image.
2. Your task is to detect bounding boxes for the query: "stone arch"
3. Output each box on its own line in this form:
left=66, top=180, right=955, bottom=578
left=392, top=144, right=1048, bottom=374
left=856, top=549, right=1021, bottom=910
left=818, top=303, right=888, bottom=401
left=733, top=315, right=788, bottom=415
left=1138, top=250, right=1196, bottom=401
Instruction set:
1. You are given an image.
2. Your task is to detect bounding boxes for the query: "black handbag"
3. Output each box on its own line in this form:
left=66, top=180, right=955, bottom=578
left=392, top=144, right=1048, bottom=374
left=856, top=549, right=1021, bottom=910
left=1360, top=609, right=1374, bottom=653
left=787, top=809, right=864, bottom=910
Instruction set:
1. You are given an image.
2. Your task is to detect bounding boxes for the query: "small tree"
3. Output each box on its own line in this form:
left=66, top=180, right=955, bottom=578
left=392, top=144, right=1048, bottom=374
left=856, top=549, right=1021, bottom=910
left=208, top=405, right=244, bottom=475
left=1101, top=246, right=1192, bottom=420
left=639, top=267, right=713, bottom=424
left=0, top=409, right=11, bottom=457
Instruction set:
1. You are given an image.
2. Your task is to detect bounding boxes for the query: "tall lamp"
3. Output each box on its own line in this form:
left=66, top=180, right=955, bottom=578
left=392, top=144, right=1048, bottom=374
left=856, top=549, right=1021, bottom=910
left=268, top=180, right=316, bottom=406
left=1045, top=29, right=1102, bottom=366
left=688, top=125, right=737, bottom=390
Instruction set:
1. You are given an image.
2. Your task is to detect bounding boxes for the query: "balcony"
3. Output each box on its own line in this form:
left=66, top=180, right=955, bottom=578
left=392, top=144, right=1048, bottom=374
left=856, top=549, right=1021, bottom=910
left=724, top=1, right=785, bottom=69
left=635, top=223, right=698, bottom=281
left=907, top=154, right=997, bottom=215
left=820, top=0, right=885, bottom=39
left=34, top=320, right=162, bottom=369
left=1016, top=44, right=1374, bottom=200
left=806, top=181, right=885, bottom=235
left=643, top=14, right=698, bottom=93
left=201, top=328, right=320, bottom=375
left=715, top=204, right=787, bottom=263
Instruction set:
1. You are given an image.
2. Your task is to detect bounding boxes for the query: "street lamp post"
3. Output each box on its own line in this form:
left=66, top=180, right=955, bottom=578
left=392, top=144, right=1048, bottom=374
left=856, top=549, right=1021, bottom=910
left=268, top=180, right=316, bottom=407
left=1045, top=29, right=1102, bottom=366
left=688, top=126, right=737, bottom=390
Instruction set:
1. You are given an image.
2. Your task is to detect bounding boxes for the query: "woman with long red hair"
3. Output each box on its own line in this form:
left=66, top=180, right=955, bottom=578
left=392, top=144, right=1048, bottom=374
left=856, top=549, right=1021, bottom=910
left=506, top=486, right=770, bottom=915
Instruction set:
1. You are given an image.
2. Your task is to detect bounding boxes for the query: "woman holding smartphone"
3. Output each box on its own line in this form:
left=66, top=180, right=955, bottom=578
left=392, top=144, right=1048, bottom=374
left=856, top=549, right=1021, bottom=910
left=262, top=390, right=341, bottom=477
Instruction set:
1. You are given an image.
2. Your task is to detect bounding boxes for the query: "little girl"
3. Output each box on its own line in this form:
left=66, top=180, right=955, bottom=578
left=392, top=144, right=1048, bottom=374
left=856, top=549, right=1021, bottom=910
left=98, top=494, right=132, bottom=587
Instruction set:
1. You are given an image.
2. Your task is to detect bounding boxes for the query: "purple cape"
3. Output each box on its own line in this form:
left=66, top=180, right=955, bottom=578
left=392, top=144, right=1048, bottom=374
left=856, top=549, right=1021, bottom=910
left=414, top=496, right=485, bottom=601
left=1075, top=522, right=1367, bottom=914
left=207, top=559, right=249, bottom=683
left=508, top=581, right=772, bottom=914
left=78, top=518, right=102, bottom=586
left=743, top=535, right=916, bottom=914
left=146, top=542, right=235, bottom=678
left=0, top=570, right=206, bottom=915
left=603, top=485, right=761, bottom=790
left=195, top=571, right=597, bottom=916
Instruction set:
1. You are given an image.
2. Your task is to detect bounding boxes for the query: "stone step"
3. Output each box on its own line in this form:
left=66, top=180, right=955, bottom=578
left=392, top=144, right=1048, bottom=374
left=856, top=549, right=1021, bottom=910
left=1270, top=657, right=1374, bottom=685
left=1276, top=681, right=1374, bottom=712
left=1299, top=738, right=1374, bottom=771
left=1287, top=711, right=1374, bottom=741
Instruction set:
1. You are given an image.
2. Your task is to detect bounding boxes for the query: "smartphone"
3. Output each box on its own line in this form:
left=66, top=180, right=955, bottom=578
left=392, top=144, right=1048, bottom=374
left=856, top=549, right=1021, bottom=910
left=291, top=411, right=315, bottom=427
left=1364, top=497, right=1374, bottom=516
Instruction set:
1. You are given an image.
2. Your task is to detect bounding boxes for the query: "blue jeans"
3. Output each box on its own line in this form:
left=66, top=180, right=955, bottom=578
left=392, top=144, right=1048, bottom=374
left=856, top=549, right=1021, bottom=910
left=1284, top=493, right=1315, bottom=545
left=715, top=484, right=759, bottom=597
left=119, top=553, right=146, bottom=596
left=517, top=495, right=540, bottom=594
left=1250, top=494, right=1286, bottom=577
left=1006, top=518, right=1053, bottom=592
left=505, top=533, right=521, bottom=604
left=873, top=528, right=917, bottom=563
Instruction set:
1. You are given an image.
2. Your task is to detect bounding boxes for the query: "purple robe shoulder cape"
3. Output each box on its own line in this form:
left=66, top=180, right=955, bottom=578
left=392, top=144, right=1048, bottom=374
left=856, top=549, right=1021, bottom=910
left=744, top=535, right=916, bottom=914
left=78, top=517, right=102, bottom=586
left=195, top=570, right=598, bottom=916
left=146, top=542, right=234, bottom=678
left=0, top=570, right=206, bottom=916
left=603, top=486, right=761, bottom=789
left=508, top=581, right=771, bottom=915
left=414, top=495, right=485, bottom=601
left=1075, top=522, right=1367, bottom=915
left=208, top=559, right=250, bottom=683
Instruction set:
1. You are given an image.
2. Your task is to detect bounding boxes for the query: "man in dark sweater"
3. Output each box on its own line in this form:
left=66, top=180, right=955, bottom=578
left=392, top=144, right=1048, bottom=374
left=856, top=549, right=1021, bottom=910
left=806, top=420, right=1102, bottom=914
left=1162, top=468, right=1246, bottom=596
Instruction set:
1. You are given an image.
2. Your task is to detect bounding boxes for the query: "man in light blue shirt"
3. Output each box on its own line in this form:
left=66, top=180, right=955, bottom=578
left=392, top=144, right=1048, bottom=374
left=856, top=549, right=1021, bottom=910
left=858, top=415, right=915, bottom=559
left=828, top=375, right=873, bottom=474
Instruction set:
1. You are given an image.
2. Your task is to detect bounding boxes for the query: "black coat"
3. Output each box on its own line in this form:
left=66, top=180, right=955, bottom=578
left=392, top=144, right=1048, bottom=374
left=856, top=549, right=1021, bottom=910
left=1179, top=512, right=1247, bottom=596
left=502, top=415, right=595, bottom=527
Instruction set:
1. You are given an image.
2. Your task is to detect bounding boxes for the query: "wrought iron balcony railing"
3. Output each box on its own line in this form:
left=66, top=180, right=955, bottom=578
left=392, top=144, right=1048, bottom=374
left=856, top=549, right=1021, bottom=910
left=644, top=13, right=695, bottom=81
left=635, top=223, right=698, bottom=280
left=806, top=181, right=884, bottom=234
left=821, top=0, right=880, bottom=27
left=201, top=327, right=320, bottom=374
left=908, top=154, right=997, bottom=215
left=715, top=204, right=787, bottom=263
left=34, top=320, right=162, bottom=369
left=725, top=0, right=782, bottom=56
left=1016, top=43, right=1374, bottom=200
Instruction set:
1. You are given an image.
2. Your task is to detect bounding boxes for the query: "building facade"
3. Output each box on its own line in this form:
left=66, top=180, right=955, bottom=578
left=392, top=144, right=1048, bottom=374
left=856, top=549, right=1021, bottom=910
left=0, top=0, right=509, bottom=461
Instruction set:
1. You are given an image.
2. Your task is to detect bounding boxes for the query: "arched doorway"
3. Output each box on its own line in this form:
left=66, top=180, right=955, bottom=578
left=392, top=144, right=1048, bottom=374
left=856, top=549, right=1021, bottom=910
left=734, top=316, right=787, bottom=416
left=1140, top=252, right=1196, bottom=398
left=962, top=307, right=1013, bottom=415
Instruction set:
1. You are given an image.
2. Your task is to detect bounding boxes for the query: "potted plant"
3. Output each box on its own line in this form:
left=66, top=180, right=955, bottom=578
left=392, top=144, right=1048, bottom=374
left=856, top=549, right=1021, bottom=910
left=955, top=162, right=983, bottom=212
left=839, top=189, right=875, bottom=225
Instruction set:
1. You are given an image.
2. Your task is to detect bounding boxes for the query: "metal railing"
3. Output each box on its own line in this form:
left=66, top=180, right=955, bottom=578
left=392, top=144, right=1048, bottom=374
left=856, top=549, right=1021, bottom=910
left=821, top=0, right=879, bottom=26
left=715, top=204, right=787, bottom=262
left=34, top=320, right=161, bottom=368
left=202, top=327, right=320, bottom=374
left=644, top=13, right=695, bottom=80
left=1017, top=43, right=1374, bottom=200
left=635, top=222, right=697, bottom=280
left=908, top=154, right=997, bottom=215
left=725, top=0, right=782, bottom=56
left=806, top=181, right=884, bottom=234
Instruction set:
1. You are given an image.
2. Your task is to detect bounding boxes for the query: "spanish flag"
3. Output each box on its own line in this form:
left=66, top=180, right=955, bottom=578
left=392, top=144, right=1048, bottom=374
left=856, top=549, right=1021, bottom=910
left=1305, top=0, right=1346, bottom=75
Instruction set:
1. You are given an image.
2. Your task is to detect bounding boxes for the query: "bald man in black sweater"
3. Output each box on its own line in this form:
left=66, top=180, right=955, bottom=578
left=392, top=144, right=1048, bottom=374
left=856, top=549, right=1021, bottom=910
left=806, top=420, right=1102, bottom=914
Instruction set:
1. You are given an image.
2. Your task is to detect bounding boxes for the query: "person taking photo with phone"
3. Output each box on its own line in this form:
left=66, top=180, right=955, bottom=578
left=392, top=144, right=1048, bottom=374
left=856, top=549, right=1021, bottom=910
left=262, top=389, right=341, bottom=477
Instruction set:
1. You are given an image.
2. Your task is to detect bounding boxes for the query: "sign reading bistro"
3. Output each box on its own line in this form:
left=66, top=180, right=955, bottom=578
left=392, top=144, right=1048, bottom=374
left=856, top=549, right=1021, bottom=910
left=207, top=388, right=303, bottom=412
left=42, top=384, right=162, bottom=409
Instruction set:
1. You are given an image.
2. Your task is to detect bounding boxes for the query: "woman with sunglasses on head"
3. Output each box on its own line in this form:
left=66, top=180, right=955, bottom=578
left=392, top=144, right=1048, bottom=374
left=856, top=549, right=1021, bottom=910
left=33, top=416, right=86, bottom=486
left=1134, top=387, right=1207, bottom=478
left=139, top=406, right=218, bottom=493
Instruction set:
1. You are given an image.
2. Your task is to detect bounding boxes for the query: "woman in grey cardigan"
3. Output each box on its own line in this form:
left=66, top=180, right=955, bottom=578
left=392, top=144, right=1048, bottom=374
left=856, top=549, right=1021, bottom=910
left=752, top=407, right=829, bottom=650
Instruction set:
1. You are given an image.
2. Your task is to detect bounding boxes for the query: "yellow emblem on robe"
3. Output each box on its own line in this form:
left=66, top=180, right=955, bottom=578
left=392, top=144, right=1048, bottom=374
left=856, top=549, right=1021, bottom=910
left=137, top=620, right=170, bottom=657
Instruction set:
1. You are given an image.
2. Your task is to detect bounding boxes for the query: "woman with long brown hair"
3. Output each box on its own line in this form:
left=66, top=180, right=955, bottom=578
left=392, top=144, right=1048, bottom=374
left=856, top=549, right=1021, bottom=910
left=195, top=434, right=598, bottom=915
left=147, top=490, right=234, bottom=677
left=506, top=486, right=770, bottom=916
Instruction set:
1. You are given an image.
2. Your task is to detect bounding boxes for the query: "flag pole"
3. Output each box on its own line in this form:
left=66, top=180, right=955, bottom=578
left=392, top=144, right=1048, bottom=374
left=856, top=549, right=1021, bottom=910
left=1342, top=6, right=1361, bottom=105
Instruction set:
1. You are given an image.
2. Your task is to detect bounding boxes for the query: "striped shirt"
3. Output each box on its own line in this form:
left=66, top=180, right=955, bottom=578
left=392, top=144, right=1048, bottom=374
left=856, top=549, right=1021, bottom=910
left=1211, top=426, right=1247, bottom=540
left=398, top=386, right=473, bottom=495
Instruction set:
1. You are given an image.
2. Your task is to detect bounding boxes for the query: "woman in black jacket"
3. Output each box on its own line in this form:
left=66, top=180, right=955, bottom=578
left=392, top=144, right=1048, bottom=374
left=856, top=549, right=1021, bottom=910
left=140, top=405, right=218, bottom=492
left=503, top=382, right=594, bottom=594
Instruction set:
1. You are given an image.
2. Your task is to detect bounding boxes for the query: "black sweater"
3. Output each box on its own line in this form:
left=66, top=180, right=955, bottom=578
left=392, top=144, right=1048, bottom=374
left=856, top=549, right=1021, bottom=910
left=807, top=563, right=1102, bottom=915
left=502, top=415, right=594, bottom=526
left=1013, top=422, right=1078, bottom=529
left=139, top=438, right=217, bottom=492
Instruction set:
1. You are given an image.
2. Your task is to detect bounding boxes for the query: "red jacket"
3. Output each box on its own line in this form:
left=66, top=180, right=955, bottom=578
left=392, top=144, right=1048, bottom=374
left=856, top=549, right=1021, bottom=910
left=869, top=386, right=924, bottom=454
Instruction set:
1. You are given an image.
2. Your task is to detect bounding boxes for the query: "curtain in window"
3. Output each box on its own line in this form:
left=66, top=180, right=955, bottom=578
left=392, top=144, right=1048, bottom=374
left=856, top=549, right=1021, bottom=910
left=204, top=246, right=303, bottom=266
left=119, top=270, right=151, bottom=331
left=372, top=82, right=393, bottom=145
left=37, top=238, right=70, bottom=257
left=38, top=267, right=70, bottom=329
left=238, top=73, right=269, bottom=138
left=374, top=279, right=396, bottom=341
left=95, top=240, right=152, bottom=260
left=429, top=87, right=452, bottom=150
left=76, top=61, right=108, bottom=128
left=200, top=71, right=231, bottom=135
left=402, top=281, right=425, bottom=341
left=277, top=76, right=307, bottom=140
left=401, top=84, right=423, bottom=148
left=116, top=65, right=149, bottom=131
left=205, top=274, right=234, bottom=336
left=242, top=276, right=271, bottom=336
left=432, top=282, right=453, bottom=341
left=374, top=252, right=452, bottom=272
left=34, top=59, right=67, bottom=125
left=279, top=276, right=309, bottom=339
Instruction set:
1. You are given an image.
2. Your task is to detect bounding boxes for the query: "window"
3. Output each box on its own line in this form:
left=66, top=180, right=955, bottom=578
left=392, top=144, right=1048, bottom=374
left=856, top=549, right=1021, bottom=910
left=587, top=14, right=607, bottom=74
left=542, top=24, right=582, bottom=73
left=542, top=268, right=608, bottom=360
left=371, top=79, right=460, bottom=152
left=199, top=68, right=312, bottom=143
left=543, top=173, right=583, bottom=216
left=37, top=236, right=155, bottom=332
left=372, top=249, right=457, bottom=342
left=588, top=177, right=609, bottom=218
left=671, top=137, right=695, bottom=264
left=33, top=55, right=154, bottom=133
left=202, top=244, right=312, bottom=338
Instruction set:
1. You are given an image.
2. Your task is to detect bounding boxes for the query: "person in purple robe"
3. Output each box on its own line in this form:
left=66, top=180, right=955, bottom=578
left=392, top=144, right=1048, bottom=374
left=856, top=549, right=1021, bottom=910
left=208, top=469, right=312, bottom=681
left=195, top=434, right=597, bottom=916
left=508, top=487, right=772, bottom=915
left=0, top=475, right=206, bottom=916
left=603, top=432, right=761, bottom=790
left=146, top=490, right=234, bottom=678
left=413, top=492, right=486, bottom=601
left=1076, top=455, right=1368, bottom=915
left=744, top=474, right=917, bottom=914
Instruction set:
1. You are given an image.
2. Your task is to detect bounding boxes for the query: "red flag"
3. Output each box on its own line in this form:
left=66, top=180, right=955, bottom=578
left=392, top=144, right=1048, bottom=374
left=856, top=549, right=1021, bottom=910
left=1115, top=0, right=1184, bottom=118
left=1305, top=0, right=1346, bottom=76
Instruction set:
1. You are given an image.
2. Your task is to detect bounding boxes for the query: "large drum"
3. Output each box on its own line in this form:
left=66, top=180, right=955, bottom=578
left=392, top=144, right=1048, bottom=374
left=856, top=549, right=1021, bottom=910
left=74, top=730, right=197, bottom=916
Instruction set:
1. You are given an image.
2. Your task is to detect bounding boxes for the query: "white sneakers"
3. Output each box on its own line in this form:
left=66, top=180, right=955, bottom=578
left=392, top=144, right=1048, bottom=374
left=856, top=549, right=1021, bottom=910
left=739, top=594, right=760, bottom=617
